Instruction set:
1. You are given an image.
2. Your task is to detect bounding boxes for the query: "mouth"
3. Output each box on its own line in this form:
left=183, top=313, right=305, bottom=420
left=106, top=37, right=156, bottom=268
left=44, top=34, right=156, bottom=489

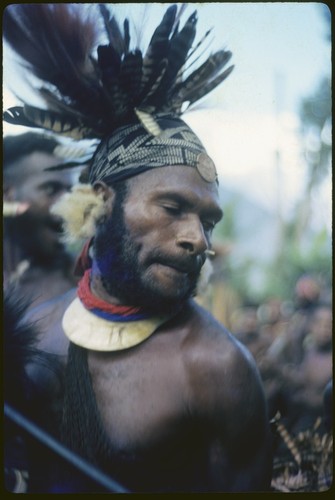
left=45, top=215, right=64, bottom=233
left=156, top=257, right=202, bottom=276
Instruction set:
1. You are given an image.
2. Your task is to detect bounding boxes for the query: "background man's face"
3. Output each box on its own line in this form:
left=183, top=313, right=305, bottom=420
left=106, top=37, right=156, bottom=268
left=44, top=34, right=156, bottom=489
left=5, top=151, right=74, bottom=260
left=94, top=165, right=222, bottom=312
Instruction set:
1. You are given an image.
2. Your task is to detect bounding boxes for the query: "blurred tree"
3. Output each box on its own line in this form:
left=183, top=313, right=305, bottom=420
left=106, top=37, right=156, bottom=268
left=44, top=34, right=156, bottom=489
left=294, top=75, right=331, bottom=240
left=294, top=4, right=331, bottom=240
left=263, top=224, right=331, bottom=300
left=266, top=4, right=331, bottom=299
left=211, top=4, right=331, bottom=305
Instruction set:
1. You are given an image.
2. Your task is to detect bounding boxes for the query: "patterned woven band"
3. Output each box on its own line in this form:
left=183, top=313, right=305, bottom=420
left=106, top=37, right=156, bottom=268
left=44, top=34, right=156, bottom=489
left=89, top=114, right=217, bottom=184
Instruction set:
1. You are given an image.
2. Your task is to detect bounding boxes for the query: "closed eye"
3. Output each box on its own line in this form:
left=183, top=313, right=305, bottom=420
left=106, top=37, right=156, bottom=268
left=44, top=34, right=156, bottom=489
left=39, top=181, right=70, bottom=196
left=162, top=204, right=182, bottom=216
left=202, top=220, right=216, bottom=232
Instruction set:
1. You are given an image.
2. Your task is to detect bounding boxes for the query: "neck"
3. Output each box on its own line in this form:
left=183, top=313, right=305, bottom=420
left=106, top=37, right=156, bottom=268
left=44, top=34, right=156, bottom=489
left=90, top=265, right=123, bottom=306
left=88, top=259, right=185, bottom=317
left=77, top=268, right=152, bottom=321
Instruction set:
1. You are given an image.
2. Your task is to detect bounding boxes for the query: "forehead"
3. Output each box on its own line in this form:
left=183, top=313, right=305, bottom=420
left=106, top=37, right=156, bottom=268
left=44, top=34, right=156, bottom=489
left=7, top=151, right=75, bottom=186
left=127, top=165, right=221, bottom=207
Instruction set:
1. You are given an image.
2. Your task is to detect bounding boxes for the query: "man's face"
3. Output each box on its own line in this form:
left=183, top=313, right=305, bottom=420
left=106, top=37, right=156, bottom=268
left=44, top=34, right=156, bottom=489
left=94, top=165, right=223, bottom=312
left=5, top=151, right=74, bottom=260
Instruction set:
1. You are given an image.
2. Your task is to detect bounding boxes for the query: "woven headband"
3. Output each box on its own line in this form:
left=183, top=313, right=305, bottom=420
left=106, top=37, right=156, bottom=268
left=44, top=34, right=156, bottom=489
left=90, top=115, right=218, bottom=184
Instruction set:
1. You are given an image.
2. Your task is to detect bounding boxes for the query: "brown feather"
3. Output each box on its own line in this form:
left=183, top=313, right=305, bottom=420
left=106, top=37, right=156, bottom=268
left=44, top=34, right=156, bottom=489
left=3, top=4, right=234, bottom=142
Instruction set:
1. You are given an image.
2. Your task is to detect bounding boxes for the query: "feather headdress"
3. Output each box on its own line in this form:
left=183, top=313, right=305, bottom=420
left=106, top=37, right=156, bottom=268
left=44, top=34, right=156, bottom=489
left=3, top=3, right=233, bottom=154
left=3, top=3, right=234, bottom=242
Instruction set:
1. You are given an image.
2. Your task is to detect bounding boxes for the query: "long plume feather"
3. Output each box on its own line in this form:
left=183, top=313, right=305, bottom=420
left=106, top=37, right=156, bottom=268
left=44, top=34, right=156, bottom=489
left=3, top=3, right=234, bottom=149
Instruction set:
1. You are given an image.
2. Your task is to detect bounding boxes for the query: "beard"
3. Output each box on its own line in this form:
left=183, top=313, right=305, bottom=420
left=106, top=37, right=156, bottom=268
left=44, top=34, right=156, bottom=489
left=93, top=195, right=200, bottom=315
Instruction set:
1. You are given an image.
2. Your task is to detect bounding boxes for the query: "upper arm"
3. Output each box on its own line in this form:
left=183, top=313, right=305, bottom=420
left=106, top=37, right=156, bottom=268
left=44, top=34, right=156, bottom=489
left=188, top=333, right=273, bottom=491
left=216, top=345, right=272, bottom=490
left=24, top=290, right=73, bottom=355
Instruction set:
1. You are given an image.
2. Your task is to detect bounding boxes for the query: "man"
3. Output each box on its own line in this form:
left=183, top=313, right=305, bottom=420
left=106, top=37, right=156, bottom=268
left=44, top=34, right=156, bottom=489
left=4, top=3, right=273, bottom=492
left=25, top=156, right=272, bottom=492
left=3, top=132, right=78, bottom=307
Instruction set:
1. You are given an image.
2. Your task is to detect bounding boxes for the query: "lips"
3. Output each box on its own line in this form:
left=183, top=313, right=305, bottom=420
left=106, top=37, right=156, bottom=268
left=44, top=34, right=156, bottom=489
left=157, top=256, right=203, bottom=276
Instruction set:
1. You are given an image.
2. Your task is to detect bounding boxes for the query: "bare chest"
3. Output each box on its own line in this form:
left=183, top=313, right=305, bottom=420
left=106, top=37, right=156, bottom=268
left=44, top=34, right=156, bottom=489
left=85, top=336, right=212, bottom=492
left=87, top=335, right=192, bottom=455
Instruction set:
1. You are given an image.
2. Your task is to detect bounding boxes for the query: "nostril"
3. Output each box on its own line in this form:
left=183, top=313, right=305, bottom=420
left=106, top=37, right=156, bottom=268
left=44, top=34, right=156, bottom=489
left=177, top=240, right=195, bottom=253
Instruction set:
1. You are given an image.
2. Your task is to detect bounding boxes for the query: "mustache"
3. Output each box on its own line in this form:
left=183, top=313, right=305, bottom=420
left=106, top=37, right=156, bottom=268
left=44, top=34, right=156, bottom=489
left=150, top=251, right=205, bottom=275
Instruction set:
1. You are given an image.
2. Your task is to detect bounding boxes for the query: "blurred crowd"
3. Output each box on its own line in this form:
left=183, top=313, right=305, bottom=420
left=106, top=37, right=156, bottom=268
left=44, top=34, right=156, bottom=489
left=230, top=275, right=332, bottom=436
left=199, top=248, right=332, bottom=439
left=198, top=249, right=332, bottom=491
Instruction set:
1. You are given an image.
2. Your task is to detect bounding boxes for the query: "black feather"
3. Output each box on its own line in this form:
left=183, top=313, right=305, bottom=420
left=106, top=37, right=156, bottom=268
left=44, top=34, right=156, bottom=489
left=140, top=4, right=177, bottom=96
left=3, top=288, right=62, bottom=412
left=4, top=289, right=41, bottom=408
left=124, top=19, right=130, bottom=54
left=97, top=44, right=122, bottom=85
left=3, top=106, right=41, bottom=129
left=183, top=64, right=235, bottom=107
left=3, top=5, right=100, bottom=104
left=99, top=3, right=126, bottom=57
left=3, top=3, right=234, bottom=142
left=170, top=50, right=233, bottom=104
left=119, top=50, right=143, bottom=103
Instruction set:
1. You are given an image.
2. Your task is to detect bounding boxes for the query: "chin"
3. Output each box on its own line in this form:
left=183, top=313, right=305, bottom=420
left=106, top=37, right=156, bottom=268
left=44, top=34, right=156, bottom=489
left=145, top=265, right=198, bottom=298
left=134, top=281, right=196, bottom=314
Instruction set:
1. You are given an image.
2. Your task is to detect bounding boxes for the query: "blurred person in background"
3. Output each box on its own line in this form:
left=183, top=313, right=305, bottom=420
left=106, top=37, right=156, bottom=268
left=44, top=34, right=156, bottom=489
left=231, top=301, right=287, bottom=421
left=231, top=304, right=271, bottom=365
left=280, top=274, right=322, bottom=365
left=3, top=132, right=79, bottom=308
left=281, top=303, right=332, bottom=434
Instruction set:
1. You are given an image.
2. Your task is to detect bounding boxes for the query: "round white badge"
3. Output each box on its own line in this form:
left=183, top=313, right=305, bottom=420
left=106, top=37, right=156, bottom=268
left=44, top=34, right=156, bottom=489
left=196, top=153, right=218, bottom=183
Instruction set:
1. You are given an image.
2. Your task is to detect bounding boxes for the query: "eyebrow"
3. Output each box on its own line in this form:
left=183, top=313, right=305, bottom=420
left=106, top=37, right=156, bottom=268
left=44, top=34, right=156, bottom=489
left=155, top=191, right=223, bottom=222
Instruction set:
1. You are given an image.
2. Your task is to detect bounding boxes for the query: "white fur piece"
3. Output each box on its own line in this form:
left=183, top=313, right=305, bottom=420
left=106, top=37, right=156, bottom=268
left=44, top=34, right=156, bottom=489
left=51, top=183, right=106, bottom=243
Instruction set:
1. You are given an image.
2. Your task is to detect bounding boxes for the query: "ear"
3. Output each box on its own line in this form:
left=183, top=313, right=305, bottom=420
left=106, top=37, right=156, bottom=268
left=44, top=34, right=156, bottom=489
left=92, top=181, right=115, bottom=209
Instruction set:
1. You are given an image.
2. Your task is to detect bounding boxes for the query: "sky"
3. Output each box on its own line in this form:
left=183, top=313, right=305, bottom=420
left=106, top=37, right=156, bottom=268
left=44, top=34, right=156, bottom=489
left=3, top=2, right=332, bottom=234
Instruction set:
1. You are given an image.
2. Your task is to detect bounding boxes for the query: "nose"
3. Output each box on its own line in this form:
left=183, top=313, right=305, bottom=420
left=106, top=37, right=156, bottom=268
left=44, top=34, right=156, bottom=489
left=176, top=217, right=208, bottom=255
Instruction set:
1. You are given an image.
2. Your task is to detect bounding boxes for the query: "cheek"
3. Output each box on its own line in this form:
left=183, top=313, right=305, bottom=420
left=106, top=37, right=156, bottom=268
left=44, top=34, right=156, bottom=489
left=16, top=183, right=38, bottom=202
left=124, top=206, right=162, bottom=244
left=127, top=223, right=171, bottom=258
left=123, top=204, right=177, bottom=260
left=126, top=199, right=177, bottom=233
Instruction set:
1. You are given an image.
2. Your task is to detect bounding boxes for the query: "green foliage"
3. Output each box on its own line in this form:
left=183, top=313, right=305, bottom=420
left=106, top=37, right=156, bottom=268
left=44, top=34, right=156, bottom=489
left=299, top=76, right=331, bottom=190
left=262, top=226, right=331, bottom=301
left=214, top=196, right=331, bottom=304
left=215, top=197, right=238, bottom=241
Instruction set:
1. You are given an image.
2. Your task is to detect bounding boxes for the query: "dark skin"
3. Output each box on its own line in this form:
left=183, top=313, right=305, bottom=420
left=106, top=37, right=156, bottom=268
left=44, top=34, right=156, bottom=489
left=4, top=151, right=77, bottom=306
left=27, top=165, right=272, bottom=492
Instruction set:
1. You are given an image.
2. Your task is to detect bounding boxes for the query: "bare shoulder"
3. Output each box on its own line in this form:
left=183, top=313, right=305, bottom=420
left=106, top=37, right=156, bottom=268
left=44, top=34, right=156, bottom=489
left=180, top=301, right=272, bottom=490
left=183, top=300, right=266, bottom=420
left=24, top=288, right=76, bottom=356
left=183, top=299, right=257, bottom=371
